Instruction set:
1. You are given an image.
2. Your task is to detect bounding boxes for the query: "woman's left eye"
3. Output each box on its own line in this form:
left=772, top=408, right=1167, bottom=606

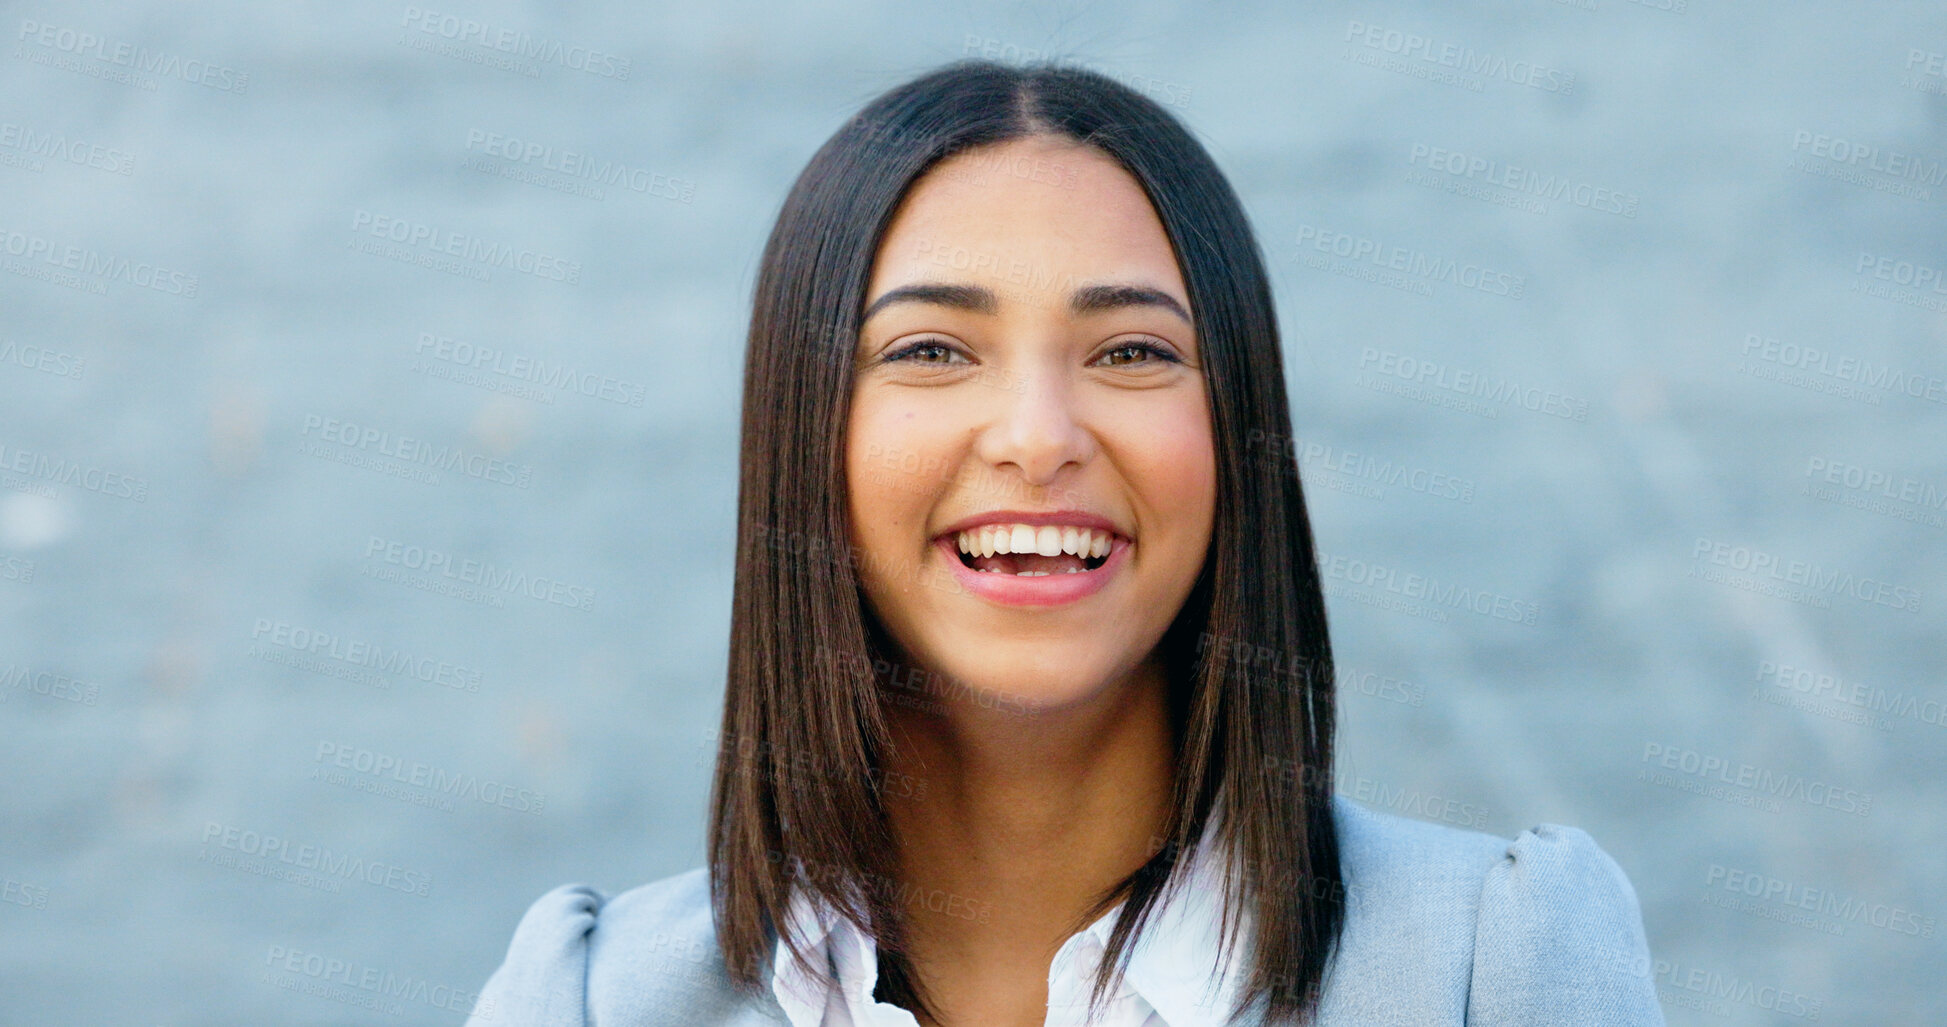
left=1097, top=340, right=1182, bottom=366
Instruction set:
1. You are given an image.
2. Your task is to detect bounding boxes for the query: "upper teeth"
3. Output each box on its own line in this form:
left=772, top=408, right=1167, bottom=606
left=955, top=524, right=1114, bottom=559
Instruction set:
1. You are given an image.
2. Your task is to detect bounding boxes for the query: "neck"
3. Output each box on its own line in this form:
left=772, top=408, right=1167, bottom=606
left=878, top=656, right=1177, bottom=972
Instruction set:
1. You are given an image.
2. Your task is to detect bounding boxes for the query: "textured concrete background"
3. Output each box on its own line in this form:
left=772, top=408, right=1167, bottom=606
left=1, top=1, right=1942, bottom=1023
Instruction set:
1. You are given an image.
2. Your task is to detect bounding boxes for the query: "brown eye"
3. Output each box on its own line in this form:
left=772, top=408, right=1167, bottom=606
left=883, top=339, right=966, bottom=364
left=1097, top=340, right=1182, bottom=367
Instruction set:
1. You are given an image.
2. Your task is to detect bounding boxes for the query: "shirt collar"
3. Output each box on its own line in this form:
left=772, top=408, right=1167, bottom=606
left=1107, top=809, right=1254, bottom=1027
left=770, top=878, right=848, bottom=1027
left=768, top=810, right=1251, bottom=1027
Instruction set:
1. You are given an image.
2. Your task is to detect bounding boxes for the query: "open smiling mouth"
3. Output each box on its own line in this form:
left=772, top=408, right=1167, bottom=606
left=948, top=524, right=1116, bottom=576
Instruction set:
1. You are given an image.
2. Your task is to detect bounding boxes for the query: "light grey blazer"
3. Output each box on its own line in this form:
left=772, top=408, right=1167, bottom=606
left=464, top=795, right=1664, bottom=1025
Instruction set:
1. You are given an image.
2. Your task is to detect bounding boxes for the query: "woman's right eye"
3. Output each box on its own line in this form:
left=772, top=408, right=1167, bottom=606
left=882, top=339, right=965, bottom=364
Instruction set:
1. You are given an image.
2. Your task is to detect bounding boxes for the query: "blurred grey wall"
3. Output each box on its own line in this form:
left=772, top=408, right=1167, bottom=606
left=1, top=1, right=1942, bottom=1023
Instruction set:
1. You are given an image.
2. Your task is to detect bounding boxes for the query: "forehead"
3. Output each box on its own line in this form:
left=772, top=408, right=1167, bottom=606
left=865, top=135, right=1187, bottom=309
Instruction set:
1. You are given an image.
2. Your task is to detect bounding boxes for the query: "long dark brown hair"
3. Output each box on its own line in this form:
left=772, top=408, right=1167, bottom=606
left=708, top=58, right=1342, bottom=1025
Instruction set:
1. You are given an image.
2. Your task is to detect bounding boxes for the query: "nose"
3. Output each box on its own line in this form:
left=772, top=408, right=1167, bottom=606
left=972, top=365, right=1095, bottom=487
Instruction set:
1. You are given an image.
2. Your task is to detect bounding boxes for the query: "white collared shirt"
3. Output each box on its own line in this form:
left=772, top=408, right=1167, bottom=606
left=769, top=819, right=1250, bottom=1027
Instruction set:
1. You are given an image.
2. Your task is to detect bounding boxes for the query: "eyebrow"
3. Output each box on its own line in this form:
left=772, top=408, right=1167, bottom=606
left=860, top=281, right=1192, bottom=326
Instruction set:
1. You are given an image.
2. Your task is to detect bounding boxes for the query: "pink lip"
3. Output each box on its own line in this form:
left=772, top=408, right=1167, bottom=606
left=933, top=533, right=1132, bottom=608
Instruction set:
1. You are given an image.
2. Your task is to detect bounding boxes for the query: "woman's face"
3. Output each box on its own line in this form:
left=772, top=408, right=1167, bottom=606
left=845, top=134, right=1217, bottom=714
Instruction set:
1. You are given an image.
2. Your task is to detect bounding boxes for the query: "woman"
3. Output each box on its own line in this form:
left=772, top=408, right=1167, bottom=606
left=466, top=60, right=1663, bottom=1026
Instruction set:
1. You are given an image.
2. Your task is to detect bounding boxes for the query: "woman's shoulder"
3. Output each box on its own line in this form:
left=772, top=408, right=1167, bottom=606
left=465, top=869, right=777, bottom=1027
left=1324, top=794, right=1664, bottom=1025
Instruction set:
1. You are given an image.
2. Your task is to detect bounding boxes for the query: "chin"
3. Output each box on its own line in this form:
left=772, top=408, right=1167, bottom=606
left=910, top=641, right=1142, bottom=716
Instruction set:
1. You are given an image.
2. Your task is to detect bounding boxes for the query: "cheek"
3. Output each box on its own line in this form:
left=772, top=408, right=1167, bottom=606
left=846, top=412, right=896, bottom=550
left=846, top=396, right=948, bottom=553
left=1118, top=397, right=1217, bottom=528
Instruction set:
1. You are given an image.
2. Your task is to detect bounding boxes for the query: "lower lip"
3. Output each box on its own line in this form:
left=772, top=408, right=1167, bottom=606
left=933, top=534, right=1131, bottom=607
